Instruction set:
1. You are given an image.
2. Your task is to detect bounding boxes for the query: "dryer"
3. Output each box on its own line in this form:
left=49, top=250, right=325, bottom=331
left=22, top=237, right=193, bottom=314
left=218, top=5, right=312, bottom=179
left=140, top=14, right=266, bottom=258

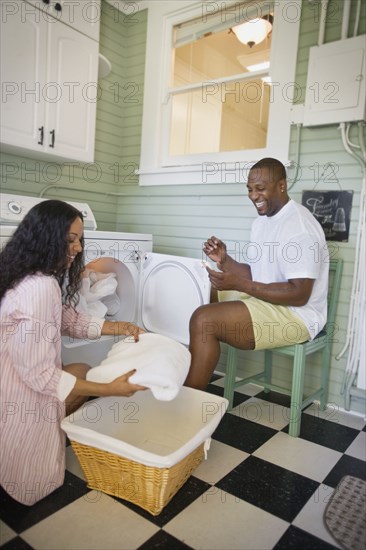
left=0, top=193, right=210, bottom=366
left=62, top=227, right=154, bottom=366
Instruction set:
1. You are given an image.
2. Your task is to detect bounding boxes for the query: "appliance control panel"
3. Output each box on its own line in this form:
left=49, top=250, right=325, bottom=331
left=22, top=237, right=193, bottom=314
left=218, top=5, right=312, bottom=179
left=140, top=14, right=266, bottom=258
left=0, top=193, right=97, bottom=230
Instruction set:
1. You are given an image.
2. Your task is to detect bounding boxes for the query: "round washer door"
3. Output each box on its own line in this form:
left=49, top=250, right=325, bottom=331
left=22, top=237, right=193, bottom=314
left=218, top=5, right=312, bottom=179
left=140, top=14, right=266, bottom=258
left=140, top=255, right=209, bottom=345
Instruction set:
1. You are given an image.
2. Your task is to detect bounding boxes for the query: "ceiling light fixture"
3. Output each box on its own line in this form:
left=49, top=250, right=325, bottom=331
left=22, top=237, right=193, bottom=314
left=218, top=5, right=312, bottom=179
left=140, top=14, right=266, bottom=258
left=232, top=14, right=273, bottom=48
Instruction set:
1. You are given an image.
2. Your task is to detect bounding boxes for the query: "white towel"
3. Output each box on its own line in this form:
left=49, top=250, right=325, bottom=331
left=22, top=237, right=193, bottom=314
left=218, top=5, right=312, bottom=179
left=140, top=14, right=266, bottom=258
left=76, top=271, right=120, bottom=318
left=86, top=333, right=191, bottom=401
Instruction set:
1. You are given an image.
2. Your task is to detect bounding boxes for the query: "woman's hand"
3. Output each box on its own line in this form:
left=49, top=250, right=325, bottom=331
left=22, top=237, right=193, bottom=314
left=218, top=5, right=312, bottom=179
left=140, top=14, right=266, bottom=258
left=107, top=369, right=147, bottom=397
left=101, top=321, right=145, bottom=342
left=116, top=322, right=145, bottom=342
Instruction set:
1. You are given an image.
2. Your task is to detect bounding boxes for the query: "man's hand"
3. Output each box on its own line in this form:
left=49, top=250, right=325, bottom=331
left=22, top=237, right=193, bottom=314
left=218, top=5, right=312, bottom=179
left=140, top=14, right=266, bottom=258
left=206, top=266, right=239, bottom=291
left=203, top=236, right=228, bottom=269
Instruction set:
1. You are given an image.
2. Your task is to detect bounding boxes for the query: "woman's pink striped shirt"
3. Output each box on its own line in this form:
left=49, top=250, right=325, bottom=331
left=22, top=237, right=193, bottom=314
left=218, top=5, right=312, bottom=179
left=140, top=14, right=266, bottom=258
left=0, top=274, right=102, bottom=505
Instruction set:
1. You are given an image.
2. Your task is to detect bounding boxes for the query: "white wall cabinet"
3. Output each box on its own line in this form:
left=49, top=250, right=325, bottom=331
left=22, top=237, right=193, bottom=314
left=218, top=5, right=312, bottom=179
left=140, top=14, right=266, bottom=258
left=25, top=0, right=101, bottom=41
left=0, top=0, right=100, bottom=163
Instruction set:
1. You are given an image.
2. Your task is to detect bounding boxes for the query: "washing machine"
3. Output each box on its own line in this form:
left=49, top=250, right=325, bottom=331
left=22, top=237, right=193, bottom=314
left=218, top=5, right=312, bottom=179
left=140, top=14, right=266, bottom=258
left=0, top=193, right=210, bottom=366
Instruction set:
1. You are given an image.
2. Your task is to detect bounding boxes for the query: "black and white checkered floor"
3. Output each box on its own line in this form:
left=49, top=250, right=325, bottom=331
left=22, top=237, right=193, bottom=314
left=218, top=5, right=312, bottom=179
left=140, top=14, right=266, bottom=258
left=1, top=374, right=365, bottom=550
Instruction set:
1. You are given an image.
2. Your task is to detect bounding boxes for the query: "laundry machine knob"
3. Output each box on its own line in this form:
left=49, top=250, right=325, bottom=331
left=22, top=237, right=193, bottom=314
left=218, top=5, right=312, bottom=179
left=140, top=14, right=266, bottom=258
left=8, top=201, right=22, bottom=215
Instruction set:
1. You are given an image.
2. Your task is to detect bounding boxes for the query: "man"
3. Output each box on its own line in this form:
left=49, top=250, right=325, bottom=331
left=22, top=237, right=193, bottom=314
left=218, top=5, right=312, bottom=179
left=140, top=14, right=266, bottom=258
left=185, top=157, right=328, bottom=390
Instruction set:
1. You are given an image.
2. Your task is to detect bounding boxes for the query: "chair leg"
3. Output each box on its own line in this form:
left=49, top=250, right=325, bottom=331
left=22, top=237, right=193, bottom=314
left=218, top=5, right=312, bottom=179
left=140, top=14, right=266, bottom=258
left=320, top=344, right=331, bottom=410
left=288, top=345, right=306, bottom=437
left=264, top=350, right=272, bottom=393
left=224, top=346, right=238, bottom=410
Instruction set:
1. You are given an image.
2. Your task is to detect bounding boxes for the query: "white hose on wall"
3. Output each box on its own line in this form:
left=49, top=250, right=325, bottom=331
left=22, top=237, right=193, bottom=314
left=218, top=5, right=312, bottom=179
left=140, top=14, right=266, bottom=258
left=338, top=123, right=366, bottom=398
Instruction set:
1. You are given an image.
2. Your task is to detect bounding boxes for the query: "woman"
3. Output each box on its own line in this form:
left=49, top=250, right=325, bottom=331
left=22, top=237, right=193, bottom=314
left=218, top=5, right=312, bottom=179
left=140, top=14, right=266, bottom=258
left=0, top=199, right=146, bottom=505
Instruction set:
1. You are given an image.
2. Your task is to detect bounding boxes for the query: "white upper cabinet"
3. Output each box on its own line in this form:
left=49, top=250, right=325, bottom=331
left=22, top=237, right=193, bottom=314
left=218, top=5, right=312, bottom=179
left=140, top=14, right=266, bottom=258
left=45, top=21, right=99, bottom=161
left=0, top=0, right=100, bottom=163
left=25, top=0, right=101, bottom=41
left=0, top=13, right=48, bottom=153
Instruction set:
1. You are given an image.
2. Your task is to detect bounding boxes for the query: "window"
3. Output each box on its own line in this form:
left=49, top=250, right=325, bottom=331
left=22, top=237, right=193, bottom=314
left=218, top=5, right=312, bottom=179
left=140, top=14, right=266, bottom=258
left=139, top=0, right=301, bottom=185
left=170, top=6, right=272, bottom=155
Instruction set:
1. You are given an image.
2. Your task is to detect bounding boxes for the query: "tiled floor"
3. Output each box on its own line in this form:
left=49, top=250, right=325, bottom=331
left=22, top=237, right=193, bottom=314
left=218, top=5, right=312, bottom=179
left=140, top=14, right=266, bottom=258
left=1, top=375, right=365, bottom=550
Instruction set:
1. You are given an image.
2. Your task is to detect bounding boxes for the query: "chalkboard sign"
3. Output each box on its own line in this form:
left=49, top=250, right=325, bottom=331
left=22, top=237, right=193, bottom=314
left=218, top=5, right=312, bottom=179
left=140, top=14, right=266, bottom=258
left=302, top=190, right=353, bottom=242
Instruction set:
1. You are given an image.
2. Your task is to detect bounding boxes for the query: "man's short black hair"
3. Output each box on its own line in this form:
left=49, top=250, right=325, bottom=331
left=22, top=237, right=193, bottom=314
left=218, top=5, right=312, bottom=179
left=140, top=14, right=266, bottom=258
left=250, top=157, right=287, bottom=183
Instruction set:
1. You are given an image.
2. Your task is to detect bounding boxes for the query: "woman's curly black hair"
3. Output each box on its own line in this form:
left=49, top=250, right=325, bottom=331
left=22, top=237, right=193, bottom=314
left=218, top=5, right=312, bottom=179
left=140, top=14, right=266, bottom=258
left=0, top=199, right=84, bottom=305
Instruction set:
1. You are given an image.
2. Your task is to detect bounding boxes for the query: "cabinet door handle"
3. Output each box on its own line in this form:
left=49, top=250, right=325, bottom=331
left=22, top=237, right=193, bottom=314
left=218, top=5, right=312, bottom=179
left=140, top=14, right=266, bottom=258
left=38, top=126, right=44, bottom=145
left=54, top=2, right=62, bottom=11
left=49, top=129, right=55, bottom=148
left=42, top=0, right=50, bottom=4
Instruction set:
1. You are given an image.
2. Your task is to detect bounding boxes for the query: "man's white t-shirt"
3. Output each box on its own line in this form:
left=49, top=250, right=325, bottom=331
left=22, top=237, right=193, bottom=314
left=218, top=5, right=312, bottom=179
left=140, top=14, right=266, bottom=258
left=245, top=199, right=329, bottom=339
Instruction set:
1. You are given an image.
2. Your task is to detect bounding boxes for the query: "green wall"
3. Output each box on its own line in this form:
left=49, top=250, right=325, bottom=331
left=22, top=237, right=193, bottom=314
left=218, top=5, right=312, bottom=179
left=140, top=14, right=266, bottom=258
left=1, top=0, right=365, bottom=414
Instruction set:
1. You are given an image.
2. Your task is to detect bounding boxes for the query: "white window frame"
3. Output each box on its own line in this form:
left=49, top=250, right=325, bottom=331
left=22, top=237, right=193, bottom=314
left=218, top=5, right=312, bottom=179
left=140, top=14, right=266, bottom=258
left=138, top=0, right=302, bottom=186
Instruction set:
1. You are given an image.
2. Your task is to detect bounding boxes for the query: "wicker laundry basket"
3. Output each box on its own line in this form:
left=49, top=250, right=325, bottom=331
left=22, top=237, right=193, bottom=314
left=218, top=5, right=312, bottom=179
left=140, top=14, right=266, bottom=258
left=70, top=440, right=205, bottom=515
left=62, top=388, right=228, bottom=515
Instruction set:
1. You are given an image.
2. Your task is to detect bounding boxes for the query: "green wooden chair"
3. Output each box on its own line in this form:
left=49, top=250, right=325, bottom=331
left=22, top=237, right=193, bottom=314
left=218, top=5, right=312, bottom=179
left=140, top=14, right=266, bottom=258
left=223, top=259, right=343, bottom=437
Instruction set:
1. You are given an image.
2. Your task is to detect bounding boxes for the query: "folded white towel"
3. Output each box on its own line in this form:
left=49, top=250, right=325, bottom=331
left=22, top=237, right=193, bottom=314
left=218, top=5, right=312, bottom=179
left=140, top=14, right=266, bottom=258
left=86, top=333, right=191, bottom=401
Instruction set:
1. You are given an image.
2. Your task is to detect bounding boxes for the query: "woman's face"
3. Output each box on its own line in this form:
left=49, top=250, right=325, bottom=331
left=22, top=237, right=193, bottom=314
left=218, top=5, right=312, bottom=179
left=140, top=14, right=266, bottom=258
left=66, top=217, right=84, bottom=268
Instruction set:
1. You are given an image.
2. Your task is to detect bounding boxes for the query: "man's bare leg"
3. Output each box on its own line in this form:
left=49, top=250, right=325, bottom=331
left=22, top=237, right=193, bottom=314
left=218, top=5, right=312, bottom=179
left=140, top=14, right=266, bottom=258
left=185, top=301, right=255, bottom=389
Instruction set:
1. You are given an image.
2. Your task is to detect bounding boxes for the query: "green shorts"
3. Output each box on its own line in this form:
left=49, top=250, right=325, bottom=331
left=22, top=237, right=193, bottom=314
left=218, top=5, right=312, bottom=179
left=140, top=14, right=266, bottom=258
left=218, top=290, right=310, bottom=350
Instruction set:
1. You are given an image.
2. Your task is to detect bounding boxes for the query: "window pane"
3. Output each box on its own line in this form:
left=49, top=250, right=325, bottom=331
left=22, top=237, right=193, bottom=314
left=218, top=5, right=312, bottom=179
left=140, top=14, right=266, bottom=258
left=172, top=28, right=271, bottom=86
left=169, top=79, right=271, bottom=156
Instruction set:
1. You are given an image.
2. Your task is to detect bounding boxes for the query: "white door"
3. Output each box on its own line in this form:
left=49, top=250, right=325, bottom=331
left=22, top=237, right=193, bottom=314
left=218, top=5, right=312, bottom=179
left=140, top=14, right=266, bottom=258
left=46, top=20, right=98, bottom=161
left=139, top=253, right=211, bottom=345
left=0, top=10, right=47, bottom=151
